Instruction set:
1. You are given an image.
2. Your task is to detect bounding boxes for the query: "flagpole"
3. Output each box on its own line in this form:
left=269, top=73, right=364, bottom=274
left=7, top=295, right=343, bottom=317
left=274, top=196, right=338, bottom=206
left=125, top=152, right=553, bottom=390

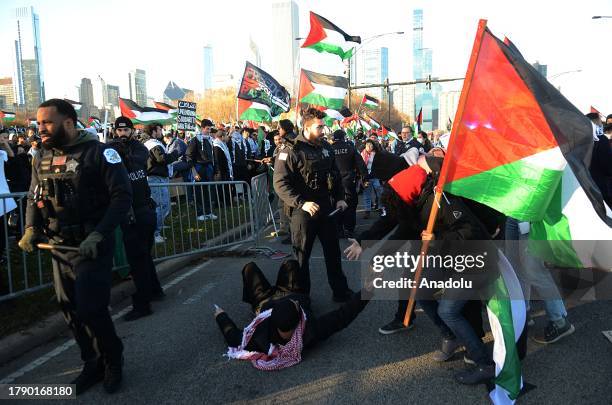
left=294, top=71, right=301, bottom=127
left=403, top=19, right=489, bottom=327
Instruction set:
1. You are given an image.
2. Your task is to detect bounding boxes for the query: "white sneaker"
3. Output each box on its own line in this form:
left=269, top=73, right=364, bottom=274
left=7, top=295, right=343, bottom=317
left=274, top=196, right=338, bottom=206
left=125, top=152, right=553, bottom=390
left=196, top=215, right=207, bottom=221
left=154, top=235, right=166, bottom=244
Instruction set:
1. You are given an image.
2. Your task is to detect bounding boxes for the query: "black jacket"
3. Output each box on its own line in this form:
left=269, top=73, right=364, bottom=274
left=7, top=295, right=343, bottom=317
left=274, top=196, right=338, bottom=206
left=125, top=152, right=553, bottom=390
left=142, top=136, right=178, bottom=178
left=331, top=140, right=368, bottom=191
left=109, top=139, right=152, bottom=209
left=590, top=135, right=612, bottom=206
left=273, top=134, right=344, bottom=210
left=26, top=132, right=133, bottom=241
left=216, top=290, right=371, bottom=353
left=186, top=136, right=214, bottom=170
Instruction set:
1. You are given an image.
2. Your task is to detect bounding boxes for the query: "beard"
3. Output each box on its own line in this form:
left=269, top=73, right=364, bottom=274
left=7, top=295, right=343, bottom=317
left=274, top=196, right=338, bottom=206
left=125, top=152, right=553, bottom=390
left=41, top=125, right=70, bottom=150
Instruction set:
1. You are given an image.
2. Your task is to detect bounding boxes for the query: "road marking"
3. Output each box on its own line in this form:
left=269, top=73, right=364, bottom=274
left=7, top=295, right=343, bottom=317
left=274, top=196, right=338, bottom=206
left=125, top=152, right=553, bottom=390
left=182, top=283, right=216, bottom=305
left=0, top=260, right=213, bottom=384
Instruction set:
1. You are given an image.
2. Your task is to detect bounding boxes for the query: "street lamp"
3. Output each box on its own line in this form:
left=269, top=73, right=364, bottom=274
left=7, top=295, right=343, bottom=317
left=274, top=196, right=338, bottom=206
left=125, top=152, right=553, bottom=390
left=592, top=16, right=612, bottom=19
left=549, top=69, right=582, bottom=80
left=347, top=31, right=405, bottom=109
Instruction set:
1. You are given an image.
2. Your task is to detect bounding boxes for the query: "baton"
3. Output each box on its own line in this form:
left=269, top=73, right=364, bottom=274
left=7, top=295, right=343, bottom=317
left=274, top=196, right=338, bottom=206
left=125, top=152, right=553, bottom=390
left=37, top=243, right=80, bottom=252
left=328, top=208, right=342, bottom=217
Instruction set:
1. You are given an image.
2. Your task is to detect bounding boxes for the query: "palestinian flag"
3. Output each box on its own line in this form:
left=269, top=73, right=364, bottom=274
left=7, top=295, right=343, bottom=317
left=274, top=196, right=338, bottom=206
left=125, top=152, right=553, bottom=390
left=323, top=108, right=344, bottom=127
left=88, top=116, right=102, bottom=129
left=298, top=69, right=348, bottom=110
left=301, top=11, right=361, bottom=60
left=362, top=94, right=379, bottom=109
left=64, top=99, right=82, bottom=111
left=438, top=20, right=612, bottom=273
left=119, top=98, right=175, bottom=125
left=415, top=107, right=423, bottom=131
left=364, top=114, right=381, bottom=129
left=434, top=19, right=610, bottom=402
left=0, top=111, right=16, bottom=122
left=76, top=120, right=86, bottom=130
left=486, top=250, right=527, bottom=405
left=154, top=101, right=178, bottom=114
left=237, top=98, right=272, bottom=122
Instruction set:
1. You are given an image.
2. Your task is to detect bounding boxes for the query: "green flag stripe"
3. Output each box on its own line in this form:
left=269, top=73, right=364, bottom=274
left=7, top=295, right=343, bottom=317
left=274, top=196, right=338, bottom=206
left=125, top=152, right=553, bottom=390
left=487, top=276, right=522, bottom=399
left=239, top=108, right=271, bottom=122
left=305, top=42, right=353, bottom=60
left=300, top=93, right=345, bottom=110
left=445, top=159, right=563, bottom=222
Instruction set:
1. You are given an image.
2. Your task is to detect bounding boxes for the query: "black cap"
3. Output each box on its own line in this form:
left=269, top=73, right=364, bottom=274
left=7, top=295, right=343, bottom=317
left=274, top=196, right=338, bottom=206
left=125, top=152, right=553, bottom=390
left=333, top=129, right=346, bottom=141
left=114, top=116, right=134, bottom=129
left=270, top=299, right=300, bottom=332
left=371, top=151, right=409, bottom=181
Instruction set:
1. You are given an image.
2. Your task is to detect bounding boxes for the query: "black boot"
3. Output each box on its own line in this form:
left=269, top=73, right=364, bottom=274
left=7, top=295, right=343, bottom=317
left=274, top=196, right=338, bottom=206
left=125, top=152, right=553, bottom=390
left=103, top=355, right=124, bottom=394
left=71, top=358, right=104, bottom=395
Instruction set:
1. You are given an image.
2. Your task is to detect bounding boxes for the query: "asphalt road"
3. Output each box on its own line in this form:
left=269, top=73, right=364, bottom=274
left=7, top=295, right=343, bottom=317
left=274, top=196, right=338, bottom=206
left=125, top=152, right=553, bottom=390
left=1, top=213, right=611, bottom=404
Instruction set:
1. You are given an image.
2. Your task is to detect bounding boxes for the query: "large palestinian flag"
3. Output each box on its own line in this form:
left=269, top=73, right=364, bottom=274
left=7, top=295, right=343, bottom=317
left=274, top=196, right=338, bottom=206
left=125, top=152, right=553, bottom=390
left=434, top=19, right=610, bottom=403
left=439, top=21, right=612, bottom=270
left=0, top=111, right=16, bottom=122
left=237, top=98, right=272, bottom=122
left=301, top=12, right=361, bottom=60
left=119, top=98, right=175, bottom=125
left=298, top=69, right=348, bottom=110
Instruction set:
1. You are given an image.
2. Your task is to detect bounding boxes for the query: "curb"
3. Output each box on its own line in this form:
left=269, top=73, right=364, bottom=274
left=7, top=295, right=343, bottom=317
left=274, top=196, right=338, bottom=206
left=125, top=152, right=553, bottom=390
left=0, top=254, right=205, bottom=367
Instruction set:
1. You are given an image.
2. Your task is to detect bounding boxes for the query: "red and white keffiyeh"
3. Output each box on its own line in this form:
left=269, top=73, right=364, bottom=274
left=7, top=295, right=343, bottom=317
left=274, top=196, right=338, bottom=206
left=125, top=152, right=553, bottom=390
left=226, top=307, right=307, bottom=371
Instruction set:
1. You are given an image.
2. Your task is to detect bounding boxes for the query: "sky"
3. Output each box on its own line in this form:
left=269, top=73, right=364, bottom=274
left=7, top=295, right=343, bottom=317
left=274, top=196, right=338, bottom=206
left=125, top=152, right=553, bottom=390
left=0, top=0, right=611, bottom=114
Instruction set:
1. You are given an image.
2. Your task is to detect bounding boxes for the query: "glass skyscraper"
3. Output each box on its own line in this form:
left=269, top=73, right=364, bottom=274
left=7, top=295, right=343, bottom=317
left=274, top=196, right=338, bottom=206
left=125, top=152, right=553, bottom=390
left=271, top=1, right=299, bottom=90
left=14, top=6, right=45, bottom=110
left=412, top=8, right=438, bottom=131
left=129, top=69, right=148, bottom=107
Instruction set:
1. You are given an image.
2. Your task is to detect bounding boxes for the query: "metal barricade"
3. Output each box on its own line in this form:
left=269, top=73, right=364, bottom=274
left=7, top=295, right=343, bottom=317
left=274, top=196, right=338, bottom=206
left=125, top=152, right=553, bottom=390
left=1, top=192, right=53, bottom=303
left=0, top=180, right=257, bottom=302
left=147, top=180, right=255, bottom=261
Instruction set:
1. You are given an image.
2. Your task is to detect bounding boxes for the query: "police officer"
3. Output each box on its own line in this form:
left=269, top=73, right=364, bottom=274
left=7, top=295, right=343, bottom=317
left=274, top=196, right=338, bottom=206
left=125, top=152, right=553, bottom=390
left=109, top=117, right=164, bottom=322
left=331, top=129, right=368, bottom=239
left=18, top=99, right=132, bottom=394
left=273, top=108, right=353, bottom=302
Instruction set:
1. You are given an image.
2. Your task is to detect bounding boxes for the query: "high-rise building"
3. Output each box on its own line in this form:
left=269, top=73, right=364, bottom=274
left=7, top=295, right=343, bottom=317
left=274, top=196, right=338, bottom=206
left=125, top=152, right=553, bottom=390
left=271, top=1, right=299, bottom=89
left=14, top=6, right=44, bottom=110
left=203, top=45, right=214, bottom=91
left=129, top=69, right=147, bottom=107
left=532, top=61, right=547, bottom=78
left=106, top=84, right=120, bottom=108
left=392, top=86, right=416, bottom=118
left=0, top=78, right=16, bottom=108
left=93, top=76, right=108, bottom=109
left=352, top=47, right=389, bottom=101
left=412, top=9, right=438, bottom=131
left=249, top=36, right=262, bottom=68
left=438, top=90, right=461, bottom=131
left=79, top=78, right=94, bottom=120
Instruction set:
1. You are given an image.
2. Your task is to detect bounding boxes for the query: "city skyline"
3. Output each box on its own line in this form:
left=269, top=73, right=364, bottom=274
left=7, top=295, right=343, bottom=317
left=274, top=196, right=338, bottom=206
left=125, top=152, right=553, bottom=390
left=0, top=0, right=610, bottom=115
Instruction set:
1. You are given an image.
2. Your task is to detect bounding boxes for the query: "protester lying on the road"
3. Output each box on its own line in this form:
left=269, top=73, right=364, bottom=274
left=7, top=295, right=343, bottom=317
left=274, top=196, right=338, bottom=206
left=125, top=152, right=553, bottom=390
left=214, top=260, right=373, bottom=370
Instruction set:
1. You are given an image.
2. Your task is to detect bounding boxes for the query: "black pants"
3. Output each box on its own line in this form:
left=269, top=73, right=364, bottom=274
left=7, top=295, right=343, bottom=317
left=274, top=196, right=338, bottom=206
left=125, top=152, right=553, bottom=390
left=337, top=189, right=357, bottom=234
left=242, top=260, right=309, bottom=313
left=121, top=206, right=162, bottom=310
left=277, top=199, right=290, bottom=234
left=290, top=207, right=349, bottom=296
left=50, top=238, right=123, bottom=364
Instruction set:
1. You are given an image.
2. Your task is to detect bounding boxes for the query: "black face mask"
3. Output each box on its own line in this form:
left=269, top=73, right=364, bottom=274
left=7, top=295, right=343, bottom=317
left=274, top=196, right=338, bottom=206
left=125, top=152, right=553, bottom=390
left=41, top=124, right=70, bottom=150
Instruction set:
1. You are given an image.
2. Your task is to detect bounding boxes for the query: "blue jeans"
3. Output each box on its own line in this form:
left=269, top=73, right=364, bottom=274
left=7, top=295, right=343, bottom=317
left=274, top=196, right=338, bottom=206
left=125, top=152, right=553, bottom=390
left=363, top=177, right=383, bottom=211
left=505, top=218, right=567, bottom=322
left=148, top=176, right=170, bottom=237
left=437, top=299, right=490, bottom=365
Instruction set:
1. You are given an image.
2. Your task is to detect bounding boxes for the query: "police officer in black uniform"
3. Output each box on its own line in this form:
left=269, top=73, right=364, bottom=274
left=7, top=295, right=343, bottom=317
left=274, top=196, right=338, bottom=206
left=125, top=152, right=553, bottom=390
left=273, top=108, right=353, bottom=302
left=331, top=129, right=368, bottom=239
left=109, top=116, right=164, bottom=322
left=18, top=99, right=132, bottom=395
